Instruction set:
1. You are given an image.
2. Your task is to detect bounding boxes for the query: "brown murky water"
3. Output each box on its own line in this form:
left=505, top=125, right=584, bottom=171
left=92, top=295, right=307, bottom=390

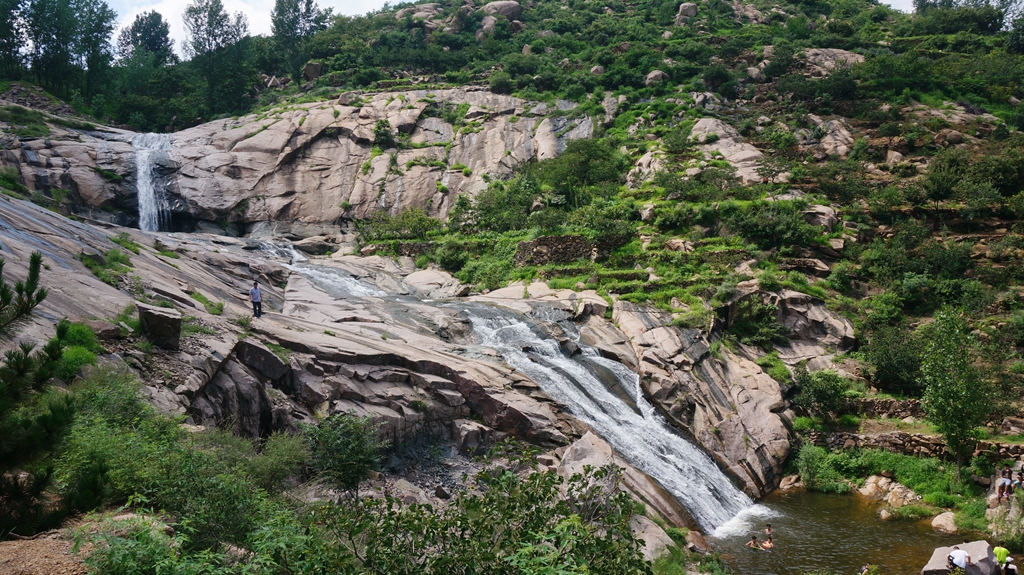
left=711, top=490, right=966, bottom=575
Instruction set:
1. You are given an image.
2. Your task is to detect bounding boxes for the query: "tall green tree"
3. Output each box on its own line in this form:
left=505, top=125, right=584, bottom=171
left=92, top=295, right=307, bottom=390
left=271, top=0, right=330, bottom=80
left=0, top=252, right=73, bottom=535
left=0, top=0, right=24, bottom=77
left=26, top=0, right=77, bottom=93
left=182, top=0, right=248, bottom=114
left=921, top=309, right=991, bottom=481
left=116, top=10, right=175, bottom=66
left=73, top=0, right=116, bottom=97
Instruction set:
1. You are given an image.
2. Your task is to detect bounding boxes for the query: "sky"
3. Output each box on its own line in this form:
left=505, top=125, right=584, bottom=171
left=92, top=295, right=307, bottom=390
left=108, top=0, right=915, bottom=54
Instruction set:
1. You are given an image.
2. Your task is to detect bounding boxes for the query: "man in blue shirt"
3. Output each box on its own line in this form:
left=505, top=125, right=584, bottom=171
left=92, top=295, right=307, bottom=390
left=249, top=281, right=262, bottom=318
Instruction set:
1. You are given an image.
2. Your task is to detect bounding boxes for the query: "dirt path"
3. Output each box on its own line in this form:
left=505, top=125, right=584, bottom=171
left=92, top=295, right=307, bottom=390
left=0, top=537, right=87, bottom=575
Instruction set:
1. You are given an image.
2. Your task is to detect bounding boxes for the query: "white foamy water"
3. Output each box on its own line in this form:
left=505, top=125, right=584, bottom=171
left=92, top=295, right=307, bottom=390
left=132, top=133, right=173, bottom=232
left=286, top=263, right=385, bottom=297
left=468, top=308, right=754, bottom=532
left=710, top=503, right=779, bottom=539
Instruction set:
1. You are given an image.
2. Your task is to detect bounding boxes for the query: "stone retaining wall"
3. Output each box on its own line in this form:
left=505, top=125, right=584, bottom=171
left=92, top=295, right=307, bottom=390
left=514, top=236, right=596, bottom=267
left=807, top=430, right=1024, bottom=460
left=855, top=398, right=925, bottom=419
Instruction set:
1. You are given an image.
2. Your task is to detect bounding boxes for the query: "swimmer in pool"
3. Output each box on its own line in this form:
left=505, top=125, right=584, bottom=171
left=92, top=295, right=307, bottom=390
left=764, top=523, right=774, bottom=535
left=761, top=536, right=774, bottom=550
left=746, top=536, right=760, bottom=549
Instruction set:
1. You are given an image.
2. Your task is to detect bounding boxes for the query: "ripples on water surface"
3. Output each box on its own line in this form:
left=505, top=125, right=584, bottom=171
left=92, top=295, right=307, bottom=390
left=713, top=490, right=963, bottom=575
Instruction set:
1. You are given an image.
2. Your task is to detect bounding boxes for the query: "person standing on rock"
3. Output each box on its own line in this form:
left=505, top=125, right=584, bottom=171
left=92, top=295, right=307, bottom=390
left=249, top=281, right=262, bottom=318
left=995, top=544, right=1010, bottom=571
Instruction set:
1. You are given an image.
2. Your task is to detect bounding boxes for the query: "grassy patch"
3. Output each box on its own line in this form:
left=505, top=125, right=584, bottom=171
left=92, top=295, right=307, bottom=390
left=754, top=352, right=791, bottom=383
left=182, top=316, right=216, bottom=337
left=189, top=292, right=225, bottom=315
left=265, top=342, right=290, bottom=361
left=78, top=249, right=132, bottom=287
left=92, top=167, right=122, bottom=182
left=110, top=232, right=140, bottom=254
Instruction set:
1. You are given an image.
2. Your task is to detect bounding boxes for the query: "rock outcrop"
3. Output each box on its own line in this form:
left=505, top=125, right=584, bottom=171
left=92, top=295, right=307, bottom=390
left=690, top=118, right=765, bottom=184
left=0, top=88, right=594, bottom=236
left=609, top=300, right=791, bottom=496
left=136, top=303, right=182, bottom=350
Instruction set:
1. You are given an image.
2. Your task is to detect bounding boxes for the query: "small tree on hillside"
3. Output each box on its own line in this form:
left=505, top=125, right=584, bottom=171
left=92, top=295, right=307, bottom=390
left=0, top=251, right=74, bottom=535
left=921, top=309, right=990, bottom=481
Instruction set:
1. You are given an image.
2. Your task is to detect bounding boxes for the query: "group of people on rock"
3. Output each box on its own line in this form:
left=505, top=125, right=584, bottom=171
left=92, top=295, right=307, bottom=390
left=996, top=464, right=1024, bottom=500
left=945, top=542, right=1018, bottom=575
left=745, top=523, right=774, bottom=552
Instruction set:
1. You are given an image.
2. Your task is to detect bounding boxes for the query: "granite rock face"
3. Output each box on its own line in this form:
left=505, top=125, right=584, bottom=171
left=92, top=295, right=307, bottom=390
left=0, top=88, right=594, bottom=236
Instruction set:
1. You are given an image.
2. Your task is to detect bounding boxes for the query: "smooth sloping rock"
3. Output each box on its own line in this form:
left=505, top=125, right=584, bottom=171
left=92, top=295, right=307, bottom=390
left=405, top=269, right=469, bottom=298
left=559, top=431, right=696, bottom=528
left=631, top=515, right=676, bottom=561
left=612, top=299, right=791, bottom=497
left=136, top=302, right=182, bottom=350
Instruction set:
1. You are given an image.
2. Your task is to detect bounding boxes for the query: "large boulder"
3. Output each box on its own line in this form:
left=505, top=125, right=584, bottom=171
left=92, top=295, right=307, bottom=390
left=136, top=302, right=182, bottom=350
left=631, top=515, right=676, bottom=561
left=481, top=0, right=522, bottom=19
left=922, top=541, right=997, bottom=575
left=932, top=511, right=957, bottom=533
left=404, top=269, right=470, bottom=298
left=236, top=339, right=290, bottom=381
left=802, top=48, right=865, bottom=76
left=675, top=2, right=697, bottom=24
left=645, top=70, right=668, bottom=86
left=802, top=204, right=838, bottom=230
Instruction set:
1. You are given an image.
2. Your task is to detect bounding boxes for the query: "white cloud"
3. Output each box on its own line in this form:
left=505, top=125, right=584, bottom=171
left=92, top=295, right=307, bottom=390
left=111, top=0, right=393, bottom=55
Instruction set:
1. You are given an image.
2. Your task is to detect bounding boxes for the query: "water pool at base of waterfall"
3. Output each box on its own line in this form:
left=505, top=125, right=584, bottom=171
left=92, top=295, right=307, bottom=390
left=713, top=489, right=963, bottom=575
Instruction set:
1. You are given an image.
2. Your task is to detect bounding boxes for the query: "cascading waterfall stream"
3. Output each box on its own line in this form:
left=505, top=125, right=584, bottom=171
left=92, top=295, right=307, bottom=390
left=132, top=133, right=173, bottom=232
left=274, top=257, right=761, bottom=533
left=465, top=307, right=760, bottom=533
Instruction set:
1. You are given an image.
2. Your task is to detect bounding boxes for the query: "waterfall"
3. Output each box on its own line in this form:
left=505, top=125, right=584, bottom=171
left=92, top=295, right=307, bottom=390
left=466, top=306, right=755, bottom=532
left=132, top=133, right=173, bottom=232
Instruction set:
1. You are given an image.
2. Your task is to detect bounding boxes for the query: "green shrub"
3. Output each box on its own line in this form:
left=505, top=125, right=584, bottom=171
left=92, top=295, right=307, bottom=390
left=725, top=298, right=788, bottom=351
left=795, top=444, right=851, bottom=494
left=755, top=352, right=791, bottom=383
left=794, top=369, right=851, bottom=421
left=304, top=412, right=389, bottom=491
left=55, top=346, right=97, bottom=381
left=865, top=326, right=923, bottom=396
left=78, top=249, right=133, bottom=286
left=792, top=416, right=823, bottom=432
left=246, top=432, right=309, bottom=493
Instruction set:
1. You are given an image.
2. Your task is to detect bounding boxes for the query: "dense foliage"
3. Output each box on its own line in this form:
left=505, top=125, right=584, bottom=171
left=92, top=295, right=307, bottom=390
left=56, top=365, right=655, bottom=574
left=0, top=0, right=1020, bottom=131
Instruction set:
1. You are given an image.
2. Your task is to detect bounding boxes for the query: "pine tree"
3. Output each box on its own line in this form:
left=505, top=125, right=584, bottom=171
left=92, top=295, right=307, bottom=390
left=0, top=252, right=72, bottom=536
